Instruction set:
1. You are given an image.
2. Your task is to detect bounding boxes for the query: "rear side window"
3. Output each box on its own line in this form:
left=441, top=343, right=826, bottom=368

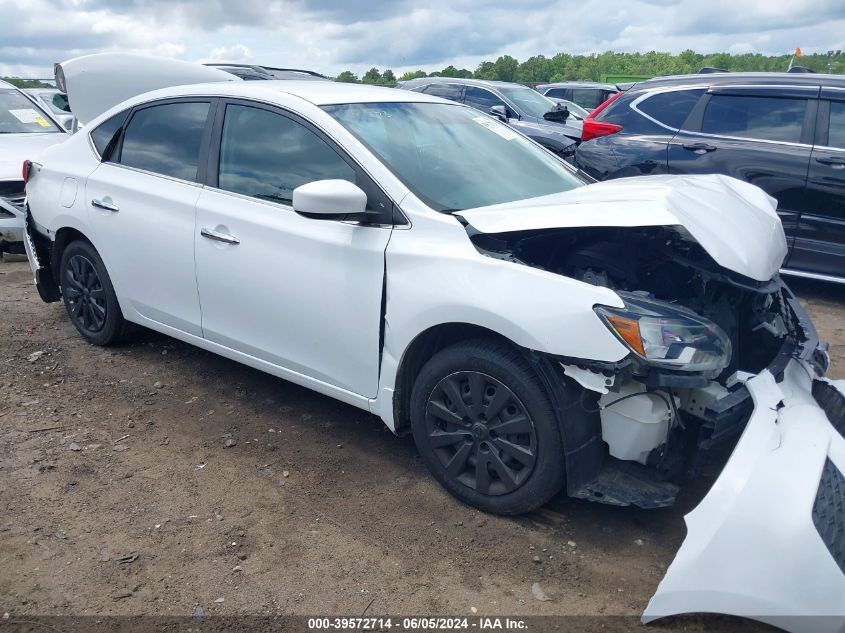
left=90, top=110, right=129, bottom=159
left=701, top=95, right=806, bottom=143
left=637, top=89, right=705, bottom=129
left=217, top=104, right=355, bottom=205
left=120, top=102, right=210, bottom=181
left=423, top=84, right=463, bottom=102
left=543, top=88, right=565, bottom=99
left=827, top=101, right=845, bottom=149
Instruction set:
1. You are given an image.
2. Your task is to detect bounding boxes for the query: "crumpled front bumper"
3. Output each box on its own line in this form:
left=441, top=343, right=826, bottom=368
left=643, top=359, right=845, bottom=633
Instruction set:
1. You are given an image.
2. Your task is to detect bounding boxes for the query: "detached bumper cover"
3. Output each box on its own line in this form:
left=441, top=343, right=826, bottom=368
left=643, top=360, right=845, bottom=633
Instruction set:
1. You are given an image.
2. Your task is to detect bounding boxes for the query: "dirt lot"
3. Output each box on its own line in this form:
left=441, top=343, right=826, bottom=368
left=1, top=259, right=843, bottom=628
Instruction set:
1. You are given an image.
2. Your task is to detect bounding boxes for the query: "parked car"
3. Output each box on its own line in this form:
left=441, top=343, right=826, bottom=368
left=20, top=53, right=845, bottom=631
left=398, top=77, right=581, bottom=156
left=574, top=72, right=845, bottom=283
left=0, top=79, right=69, bottom=253
left=536, top=81, right=620, bottom=111
left=23, top=88, right=77, bottom=131
left=204, top=63, right=329, bottom=81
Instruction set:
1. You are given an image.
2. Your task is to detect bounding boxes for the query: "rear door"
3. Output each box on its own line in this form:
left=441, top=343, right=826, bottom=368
left=668, top=85, right=817, bottom=253
left=85, top=98, right=213, bottom=335
left=790, top=87, right=845, bottom=277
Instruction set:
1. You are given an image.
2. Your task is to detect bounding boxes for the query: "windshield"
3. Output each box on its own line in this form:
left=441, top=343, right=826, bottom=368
left=0, top=90, right=61, bottom=134
left=497, top=86, right=559, bottom=119
left=556, top=99, right=589, bottom=120
left=324, top=102, right=584, bottom=212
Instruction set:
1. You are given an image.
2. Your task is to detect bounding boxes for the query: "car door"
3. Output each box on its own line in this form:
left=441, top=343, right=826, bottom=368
left=194, top=100, right=393, bottom=398
left=462, top=86, right=515, bottom=119
left=668, top=85, right=817, bottom=255
left=789, top=88, right=845, bottom=278
left=85, top=98, right=214, bottom=336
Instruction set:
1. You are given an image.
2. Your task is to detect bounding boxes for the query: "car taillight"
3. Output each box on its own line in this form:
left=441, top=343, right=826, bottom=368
left=22, top=160, right=32, bottom=188
left=581, top=92, right=623, bottom=142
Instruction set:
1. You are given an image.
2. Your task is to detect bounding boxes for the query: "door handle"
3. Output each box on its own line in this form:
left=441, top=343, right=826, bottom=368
left=91, top=198, right=119, bottom=212
left=682, top=142, right=717, bottom=153
left=816, top=156, right=845, bottom=167
left=200, top=227, right=240, bottom=245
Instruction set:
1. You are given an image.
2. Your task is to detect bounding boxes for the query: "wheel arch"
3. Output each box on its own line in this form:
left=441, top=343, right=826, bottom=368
left=389, top=321, right=606, bottom=497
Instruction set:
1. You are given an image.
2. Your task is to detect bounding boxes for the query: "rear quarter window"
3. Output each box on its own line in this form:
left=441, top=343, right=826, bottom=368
left=90, top=110, right=129, bottom=159
left=636, top=89, right=705, bottom=130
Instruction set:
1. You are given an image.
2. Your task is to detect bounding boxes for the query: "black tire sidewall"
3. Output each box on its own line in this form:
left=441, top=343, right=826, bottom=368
left=410, top=339, right=566, bottom=515
left=59, top=240, right=125, bottom=345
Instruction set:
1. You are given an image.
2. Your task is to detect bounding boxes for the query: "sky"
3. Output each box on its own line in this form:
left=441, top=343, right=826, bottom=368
left=2, top=0, right=844, bottom=79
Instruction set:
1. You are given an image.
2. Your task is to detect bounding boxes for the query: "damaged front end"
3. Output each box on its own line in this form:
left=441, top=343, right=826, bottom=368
left=457, top=174, right=844, bottom=628
left=470, top=219, right=827, bottom=508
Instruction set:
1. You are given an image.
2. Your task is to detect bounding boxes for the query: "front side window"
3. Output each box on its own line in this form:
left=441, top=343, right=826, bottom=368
left=218, top=104, right=355, bottom=205
left=497, top=86, right=557, bottom=119
left=325, top=102, right=584, bottom=212
left=638, top=89, right=705, bottom=129
left=463, top=86, right=506, bottom=111
left=701, top=95, right=806, bottom=143
left=120, top=101, right=210, bottom=181
left=570, top=89, right=605, bottom=110
left=827, top=101, right=845, bottom=149
left=0, top=89, right=62, bottom=133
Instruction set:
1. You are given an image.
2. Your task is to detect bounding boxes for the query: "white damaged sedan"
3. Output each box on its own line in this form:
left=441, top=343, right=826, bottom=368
left=21, top=54, right=845, bottom=630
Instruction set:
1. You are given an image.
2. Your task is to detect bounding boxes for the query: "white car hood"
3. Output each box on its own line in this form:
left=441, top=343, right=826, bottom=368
left=0, top=133, right=65, bottom=181
left=455, top=174, right=787, bottom=282
left=59, top=53, right=240, bottom=125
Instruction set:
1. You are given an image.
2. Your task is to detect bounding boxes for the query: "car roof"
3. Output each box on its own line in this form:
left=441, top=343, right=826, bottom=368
left=537, top=81, right=618, bottom=90
left=399, top=77, right=535, bottom=91
left=132, top=79, right=448, bottom=107
left=630, top=71, right=845, bottom=91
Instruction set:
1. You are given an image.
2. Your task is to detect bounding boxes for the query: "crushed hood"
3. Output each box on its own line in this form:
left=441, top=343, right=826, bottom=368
left=58, top=53, right=240, bottom=125
left=455, top=174, right=787, bottom=282
left=0, top=133, right=66, bottom=181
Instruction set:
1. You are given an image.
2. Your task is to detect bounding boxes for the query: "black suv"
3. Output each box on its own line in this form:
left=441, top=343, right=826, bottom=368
left=574, top=73, right=845, bottom=282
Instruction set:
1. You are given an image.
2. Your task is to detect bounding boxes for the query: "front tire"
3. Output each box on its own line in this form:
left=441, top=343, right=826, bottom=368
left=410, top=339, right=566, bottom=515
left=59, top=240, right=130, bottom=345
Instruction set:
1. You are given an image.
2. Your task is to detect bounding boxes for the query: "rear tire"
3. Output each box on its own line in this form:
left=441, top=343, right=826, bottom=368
left=59, top=240, right=131, bottom=345
left=410, top=339, right=566, bottom=515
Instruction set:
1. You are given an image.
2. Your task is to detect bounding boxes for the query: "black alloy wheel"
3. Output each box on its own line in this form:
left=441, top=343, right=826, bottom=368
left=64, top=254, right=107, bottom=334
left=424, top=371, right=538, bottom=496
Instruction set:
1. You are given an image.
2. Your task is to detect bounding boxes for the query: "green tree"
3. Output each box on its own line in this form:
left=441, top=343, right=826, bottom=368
left=491, top=55, right=519, bottom=82
left=335, top=70, right=359, bottom=83
left=381, top=69, right=397, bottom=84
left=2, top=77, right=53, bottom=88
left=399, top=70, right=428, bottom=81
left=362, top=67, right=382, bottom=84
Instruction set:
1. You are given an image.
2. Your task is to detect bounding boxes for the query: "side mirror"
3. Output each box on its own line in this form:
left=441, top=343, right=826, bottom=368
left=489, top=105, right=508, bottom=122
left=292, top=179, right=367, bottom=218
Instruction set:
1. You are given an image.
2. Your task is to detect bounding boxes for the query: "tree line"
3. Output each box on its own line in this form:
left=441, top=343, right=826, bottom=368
left=335, top=49, right=845, bottom=85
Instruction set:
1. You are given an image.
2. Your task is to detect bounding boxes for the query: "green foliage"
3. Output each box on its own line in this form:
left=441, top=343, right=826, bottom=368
left=399, top=70, right=428, bottom=81
left=335, top=70, right=359, bottom=83
left=381, top=69, right=397, bottom=85
left=362, top=67, right=382, bottom=84
left=2, top=77, right=54, bottom=88
left=461, top=50, right=845, bottom=83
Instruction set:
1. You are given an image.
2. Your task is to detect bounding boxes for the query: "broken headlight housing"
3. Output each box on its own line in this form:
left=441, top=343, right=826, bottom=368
left=594, top=292, right=731, bottom=373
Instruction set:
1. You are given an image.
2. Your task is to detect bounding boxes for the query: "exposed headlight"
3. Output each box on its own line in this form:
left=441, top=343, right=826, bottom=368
left=594, top=292, right=731, bottom=373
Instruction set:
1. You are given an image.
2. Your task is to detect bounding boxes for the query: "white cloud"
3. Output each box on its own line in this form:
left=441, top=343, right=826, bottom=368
left=0, top=0, right=843, bottom=78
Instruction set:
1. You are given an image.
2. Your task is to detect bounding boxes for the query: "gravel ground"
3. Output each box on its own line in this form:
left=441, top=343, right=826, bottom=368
left=1, top=259, right=842, bottom=629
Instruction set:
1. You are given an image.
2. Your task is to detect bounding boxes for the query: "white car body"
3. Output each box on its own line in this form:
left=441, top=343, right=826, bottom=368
left=1, top=79, right=69, bottom=248
left=22, top=54, right=845, bottom=631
